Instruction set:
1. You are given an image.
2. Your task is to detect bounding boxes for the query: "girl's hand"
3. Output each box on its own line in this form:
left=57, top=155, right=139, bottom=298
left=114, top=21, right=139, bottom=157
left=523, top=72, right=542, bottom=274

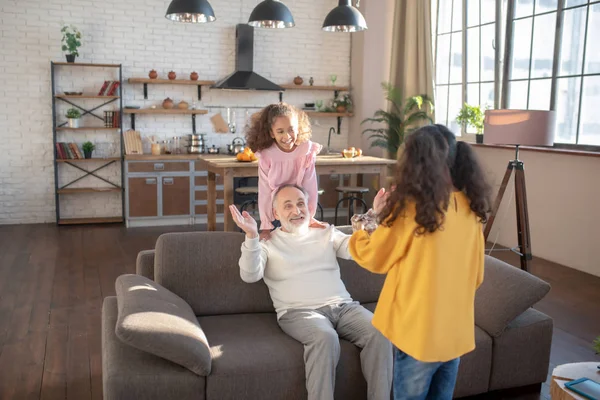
left=309, top=217, right=328, bottom=229
left=373, top=188, right=390, bottom=215
left=229, top=205, right=258, bottom=238
left=259, top=230, right=272, bottom=242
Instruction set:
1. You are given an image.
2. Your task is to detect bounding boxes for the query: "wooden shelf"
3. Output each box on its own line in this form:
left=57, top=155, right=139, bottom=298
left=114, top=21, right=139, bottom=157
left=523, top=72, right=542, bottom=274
left=53, top=62, right=121, bottom=68
left=56, top=127, right=120, bottom=131
left=122, top=108, right=208, bottom=115
left=57, top=187, right=122, bottom=194
left=279, top=84, right=350, bottom=91
left=57, top=157, right=121, bottom=163
left=128, top=78, right=215, bottom=86
left=55, top=95, right=120, bottom=99
left=58, top=216, right=123, bottom=225
left=305, top=112, right=354, bottom=117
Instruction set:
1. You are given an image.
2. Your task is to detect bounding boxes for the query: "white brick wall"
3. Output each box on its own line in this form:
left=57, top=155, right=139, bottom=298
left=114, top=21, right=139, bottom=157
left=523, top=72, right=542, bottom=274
left=0, top=0, right=351, bottom=224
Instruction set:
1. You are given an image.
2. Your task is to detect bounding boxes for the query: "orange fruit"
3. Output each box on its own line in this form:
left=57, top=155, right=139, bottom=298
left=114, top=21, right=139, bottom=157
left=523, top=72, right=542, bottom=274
left=236, top=153, right=244, bottom=161
left=251, top=154, right=258, bottom=161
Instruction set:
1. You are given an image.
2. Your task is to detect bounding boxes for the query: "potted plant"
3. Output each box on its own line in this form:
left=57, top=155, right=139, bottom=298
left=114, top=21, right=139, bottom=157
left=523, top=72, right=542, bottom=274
left=456, top=103, right=485, bottom=143
left=594, top=336, right=600, bottom=354
left=65, top=108, right=81, bottom=128
left=361, top=82, right=434, bottom=159
left=332, top=93, right=352, bottom=113
left=82, top=141, right=95, bottom=159
left=61, top=24, right=82, bottom=63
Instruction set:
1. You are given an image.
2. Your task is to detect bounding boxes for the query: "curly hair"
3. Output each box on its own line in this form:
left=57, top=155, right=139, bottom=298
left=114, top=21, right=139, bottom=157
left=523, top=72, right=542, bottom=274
left=245, top=102, right=312, bottom=152
left=378, top=124, right=491, bottom=234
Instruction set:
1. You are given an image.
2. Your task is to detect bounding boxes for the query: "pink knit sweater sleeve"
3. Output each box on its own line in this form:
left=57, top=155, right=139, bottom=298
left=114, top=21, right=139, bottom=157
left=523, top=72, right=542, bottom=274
left=257, top=156, right=274, bottom=231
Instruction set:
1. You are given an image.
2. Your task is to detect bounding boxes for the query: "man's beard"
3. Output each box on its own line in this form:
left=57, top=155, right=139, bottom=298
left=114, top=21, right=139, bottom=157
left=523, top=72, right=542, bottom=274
left=281, top=213, right=309, bottom=235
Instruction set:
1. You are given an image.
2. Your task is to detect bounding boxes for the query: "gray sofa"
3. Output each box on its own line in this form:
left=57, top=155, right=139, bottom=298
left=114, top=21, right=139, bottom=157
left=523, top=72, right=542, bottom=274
left=102, top=231, right=553, bottom=400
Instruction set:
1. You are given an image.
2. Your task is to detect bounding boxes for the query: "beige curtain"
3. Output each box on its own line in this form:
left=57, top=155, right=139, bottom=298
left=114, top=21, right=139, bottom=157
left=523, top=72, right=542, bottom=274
left=390, top=0, right=435, bottom=107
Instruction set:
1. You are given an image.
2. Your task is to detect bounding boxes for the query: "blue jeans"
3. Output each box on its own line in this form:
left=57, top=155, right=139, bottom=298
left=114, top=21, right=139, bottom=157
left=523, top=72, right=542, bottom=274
left=393, top=347, right=460, bottom=400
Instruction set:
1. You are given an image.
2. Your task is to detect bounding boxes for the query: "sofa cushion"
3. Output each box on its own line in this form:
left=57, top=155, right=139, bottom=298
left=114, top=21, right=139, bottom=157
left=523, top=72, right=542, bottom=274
left=488, top=307, right=553, bottom=391
left=102, top=297, right=206, bottom=400
left=453, top=326, right=492, bottom=398
left=114, top=274, right=212, bottom=376
left=199, top=313, right=370, bottom=400
left=155, top=232, right=274, bottom=316
left=475, top=256, right=550, bottom=337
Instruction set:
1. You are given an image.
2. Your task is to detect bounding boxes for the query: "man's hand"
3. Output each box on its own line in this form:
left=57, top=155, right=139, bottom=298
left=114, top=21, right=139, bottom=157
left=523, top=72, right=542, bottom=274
left=373, top=188, right=390, bottom=215
left=229, top=205, right=258, bottom=238
left=309, top=217, right=328, bottom=229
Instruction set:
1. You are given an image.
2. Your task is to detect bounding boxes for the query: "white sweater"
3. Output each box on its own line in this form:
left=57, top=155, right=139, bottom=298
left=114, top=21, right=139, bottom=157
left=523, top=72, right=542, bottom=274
left=239, top=226, right=354, bottom=318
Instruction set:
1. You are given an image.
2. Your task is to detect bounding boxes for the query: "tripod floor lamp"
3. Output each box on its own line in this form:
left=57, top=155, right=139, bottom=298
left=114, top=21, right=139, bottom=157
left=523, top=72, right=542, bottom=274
left=482, top=109, right=556, bottom=272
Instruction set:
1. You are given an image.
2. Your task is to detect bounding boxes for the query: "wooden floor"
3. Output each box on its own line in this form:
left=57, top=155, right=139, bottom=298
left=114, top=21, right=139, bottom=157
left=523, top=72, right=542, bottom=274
left=0, top=223, right=598, bottom=400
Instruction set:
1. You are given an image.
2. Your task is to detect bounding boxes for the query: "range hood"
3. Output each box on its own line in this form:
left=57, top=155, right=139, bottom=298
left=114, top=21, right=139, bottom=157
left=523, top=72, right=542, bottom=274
left=212, top=24, right=284, bottom=91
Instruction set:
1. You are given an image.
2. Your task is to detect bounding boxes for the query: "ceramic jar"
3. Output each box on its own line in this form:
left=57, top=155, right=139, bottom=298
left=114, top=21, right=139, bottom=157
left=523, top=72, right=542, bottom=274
left=190, top=71, right=198, bottom=81
left=177, top=100, right=189, bottom=110
left=293, top=76, right=303, bottom=85
left=168, top=71, right=176, bottom=80
left=149, top=69, right=158, bottom=79
left=162, top=98, right=174, bottom=109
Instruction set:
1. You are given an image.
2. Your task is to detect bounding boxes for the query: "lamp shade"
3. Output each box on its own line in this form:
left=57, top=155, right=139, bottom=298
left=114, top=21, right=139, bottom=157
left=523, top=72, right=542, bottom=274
left=165, top=0, right=216, bottom=23
left=248, top=0, right=295, bottom=29
left=322, top=0, right=368, bottom=32
left=483, top=109, right=556, bottom=146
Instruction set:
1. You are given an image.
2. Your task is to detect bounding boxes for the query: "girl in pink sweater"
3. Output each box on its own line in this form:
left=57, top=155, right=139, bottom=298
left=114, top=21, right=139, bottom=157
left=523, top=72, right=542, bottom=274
left=246, top=103, right=324, bottom=239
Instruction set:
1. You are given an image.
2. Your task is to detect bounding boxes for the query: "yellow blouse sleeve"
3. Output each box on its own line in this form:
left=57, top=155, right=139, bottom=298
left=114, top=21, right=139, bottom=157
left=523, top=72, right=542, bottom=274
left=348, top=214, right=415, bottom=274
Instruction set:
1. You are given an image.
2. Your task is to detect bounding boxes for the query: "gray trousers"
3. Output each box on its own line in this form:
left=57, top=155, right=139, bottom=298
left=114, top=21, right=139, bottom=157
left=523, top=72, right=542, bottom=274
left=278, top=302, right=393, bottom=400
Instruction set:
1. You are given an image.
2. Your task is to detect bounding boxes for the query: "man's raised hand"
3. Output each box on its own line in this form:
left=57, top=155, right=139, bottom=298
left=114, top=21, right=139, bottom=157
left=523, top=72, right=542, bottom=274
left=229, top=205, right=258, bottom=238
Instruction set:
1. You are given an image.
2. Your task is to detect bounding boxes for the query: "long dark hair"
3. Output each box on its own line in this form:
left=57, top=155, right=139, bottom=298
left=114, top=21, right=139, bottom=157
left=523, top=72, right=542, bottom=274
left=245, top=102, right=312, bottom=152
left=378, top=124, right=491, bottom=234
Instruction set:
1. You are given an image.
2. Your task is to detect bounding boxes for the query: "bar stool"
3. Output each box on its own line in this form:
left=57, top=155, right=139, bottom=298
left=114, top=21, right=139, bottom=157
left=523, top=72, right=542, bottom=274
left=334, top=186, right=369, bottom=225
left=235, top=186, right=259, bottom=214
left=317, top=189, right=325, bottom=221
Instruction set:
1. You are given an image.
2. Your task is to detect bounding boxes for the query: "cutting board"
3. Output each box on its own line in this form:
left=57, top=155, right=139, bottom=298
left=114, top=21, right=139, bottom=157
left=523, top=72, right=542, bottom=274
left=123, top=129, right=143, bottom=154
left=210, top=112, right=230, bottom=133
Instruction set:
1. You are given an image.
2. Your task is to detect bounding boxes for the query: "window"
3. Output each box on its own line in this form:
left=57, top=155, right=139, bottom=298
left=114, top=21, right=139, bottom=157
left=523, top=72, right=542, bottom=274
left=434, top=0, right=464, bottom=133
left=504, top=0, right=600, bottom=146
left=434, top=0, right=501, bottom=135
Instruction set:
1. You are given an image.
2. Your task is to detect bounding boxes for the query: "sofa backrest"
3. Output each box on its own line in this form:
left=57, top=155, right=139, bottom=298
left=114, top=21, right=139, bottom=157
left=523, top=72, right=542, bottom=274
left=152, top=230, right=386, bottom=316
left=155, top=232, right=274, bottom=316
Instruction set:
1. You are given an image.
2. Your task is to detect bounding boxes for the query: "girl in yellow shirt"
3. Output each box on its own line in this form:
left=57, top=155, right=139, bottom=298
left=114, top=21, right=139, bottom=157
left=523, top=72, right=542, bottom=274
left=349, top=124, right=491, bottom=400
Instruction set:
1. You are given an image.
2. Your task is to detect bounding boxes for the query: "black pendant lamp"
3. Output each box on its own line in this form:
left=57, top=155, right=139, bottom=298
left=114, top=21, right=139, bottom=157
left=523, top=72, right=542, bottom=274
left=165, top=0, right=216, bottom=23
left=322, top=0, right=367, bottom=32
left=248, top=0, right=295, bottom=29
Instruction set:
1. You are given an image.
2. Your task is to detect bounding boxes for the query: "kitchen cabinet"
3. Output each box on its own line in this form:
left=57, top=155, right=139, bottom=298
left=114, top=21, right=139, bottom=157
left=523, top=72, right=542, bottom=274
left=162, top=176, right=191, bottom=216
left=128, top=177, right=159, bottom=217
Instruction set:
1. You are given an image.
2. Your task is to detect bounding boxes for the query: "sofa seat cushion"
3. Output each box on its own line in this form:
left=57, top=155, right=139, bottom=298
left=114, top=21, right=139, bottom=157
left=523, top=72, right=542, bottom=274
left=102, top=297, right=205, bottom=400
left=475, top=256, right=550, bottom=337
left=199, top=313, right=370, bottom=400
left=115, top=274, right=212, bottom=376
left=453, top=326, right=492, bottom=398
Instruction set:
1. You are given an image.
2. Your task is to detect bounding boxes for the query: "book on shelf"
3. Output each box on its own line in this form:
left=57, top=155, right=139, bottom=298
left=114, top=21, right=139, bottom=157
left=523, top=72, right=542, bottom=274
left=56, top=142, right=84, bottom=160
left=103, top=111, right=120, bottom=128
left=98, top=80, right=111, bottom=96
left=106, top=81, right=120, bottom=96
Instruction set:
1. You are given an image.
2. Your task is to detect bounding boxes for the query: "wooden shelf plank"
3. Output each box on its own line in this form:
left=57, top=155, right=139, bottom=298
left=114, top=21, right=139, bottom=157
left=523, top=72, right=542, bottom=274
left=279, top=84, right=350, bottom=91
left=305, top=112, right=354, bottom=117
left=53, top=62, right=121, bottom=68
left=58, top=216, right=123, bottom=225
left=56, top=127, right=120, bottom=131
left=122, top=108, right=209, bottom=115
left=55, top=95, right=120, bottom=99
left=57, top=158, right=121, bottom=163
left=57, top=187, right=122, bottom=194
left=128, top=78, right=215, bottom=86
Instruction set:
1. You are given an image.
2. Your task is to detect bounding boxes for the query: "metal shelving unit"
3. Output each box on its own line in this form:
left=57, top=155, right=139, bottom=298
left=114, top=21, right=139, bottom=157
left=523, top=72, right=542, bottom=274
left=50, top=61, right=124, bottom=225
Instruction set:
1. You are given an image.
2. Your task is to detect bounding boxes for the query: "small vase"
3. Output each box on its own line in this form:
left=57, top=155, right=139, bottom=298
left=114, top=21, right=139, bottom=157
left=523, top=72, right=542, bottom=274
left=294, top=76, right=303, bottom=85
left=162, top=98, right=174, bottom=109
left=168, top=71, right=176, bottom=80
left=309, top=77, right=314, bottom=86
left=149, top=69, right=158, bottom=79
left=84, top=150, right=92, bottom=159
left=190, top=71, right=198, bottom=81
left=336, top=105, right=346, bottom=113
left=177, top=100, right=189, bottom=110
left=476, top=134, right=484, bottom=144
left=66, top=54, right=76, bottom=63
left=68, top=118, right=80, bottom=128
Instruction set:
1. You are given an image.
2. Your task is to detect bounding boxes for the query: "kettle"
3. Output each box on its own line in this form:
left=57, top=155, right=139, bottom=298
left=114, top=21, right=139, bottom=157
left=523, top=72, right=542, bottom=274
left=228, top=137, right=246, bottom=155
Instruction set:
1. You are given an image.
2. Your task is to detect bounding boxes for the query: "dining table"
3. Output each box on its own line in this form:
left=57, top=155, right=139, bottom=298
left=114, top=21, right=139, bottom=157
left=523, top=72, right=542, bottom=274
left=196, top=153, right=396, bottom=232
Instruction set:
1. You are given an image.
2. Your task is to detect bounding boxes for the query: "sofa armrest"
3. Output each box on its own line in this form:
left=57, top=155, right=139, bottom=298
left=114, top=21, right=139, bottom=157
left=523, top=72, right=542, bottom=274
left=115, top=274, right=212, bottom=376
left=136, top=250, right=155, bottom=280
left=475, top=255, right=550, bottom=337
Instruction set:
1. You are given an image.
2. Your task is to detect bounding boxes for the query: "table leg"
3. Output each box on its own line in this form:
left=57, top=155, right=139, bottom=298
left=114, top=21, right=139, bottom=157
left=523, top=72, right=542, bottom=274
left=207, top=172, right=216, bottom=231
left=223, top=170, right=234, bottom=232
left=379, top=167, right=388, bottom=190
